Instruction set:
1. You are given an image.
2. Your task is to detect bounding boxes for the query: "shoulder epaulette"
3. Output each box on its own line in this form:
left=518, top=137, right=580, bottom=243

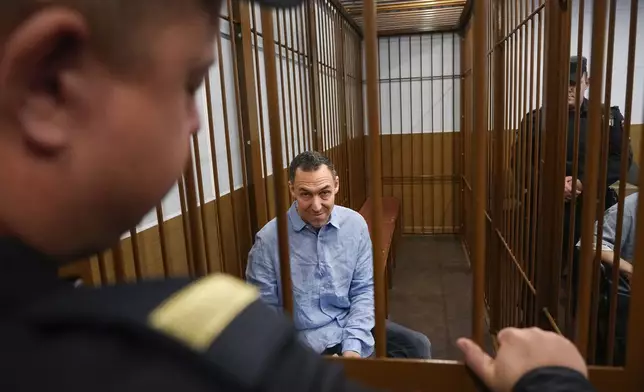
left=25, top=274, right=294, bottom=390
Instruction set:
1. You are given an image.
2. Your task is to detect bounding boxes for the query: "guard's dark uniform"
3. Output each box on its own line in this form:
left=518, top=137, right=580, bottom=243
left=0, top=238, right=597, bottom=391
left=513, top=56, right=632, bottom=271
left=516, top=100, right=630, bottom=255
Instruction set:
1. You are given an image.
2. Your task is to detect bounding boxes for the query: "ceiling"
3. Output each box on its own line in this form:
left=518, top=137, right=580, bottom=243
left=337, top=0, right=468, bottom=35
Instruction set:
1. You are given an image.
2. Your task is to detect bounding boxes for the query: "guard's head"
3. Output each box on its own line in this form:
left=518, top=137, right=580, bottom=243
left=568, top=55, right=589, bottom=107
left=0, top=0, right=302, bottom=260
left=288, top=151, right=339, bottom=229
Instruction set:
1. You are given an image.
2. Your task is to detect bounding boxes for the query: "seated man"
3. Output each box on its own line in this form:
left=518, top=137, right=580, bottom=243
left=246, top=151, right=431, bottom=359
left=576, top=191, right=637, bottom=366
left=577, top=192, right=637, bottom=278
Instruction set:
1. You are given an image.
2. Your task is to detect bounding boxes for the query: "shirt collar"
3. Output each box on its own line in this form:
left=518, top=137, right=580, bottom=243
left=287, top=202, right=341, bottom=232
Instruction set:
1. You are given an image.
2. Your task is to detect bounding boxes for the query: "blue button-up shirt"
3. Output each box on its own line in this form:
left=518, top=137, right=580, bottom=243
left=246, top=202, right=375, bottom=357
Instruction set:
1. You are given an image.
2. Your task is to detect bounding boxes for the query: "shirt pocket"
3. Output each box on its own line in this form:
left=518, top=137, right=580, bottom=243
left=327, top=247, right=358, bottom=305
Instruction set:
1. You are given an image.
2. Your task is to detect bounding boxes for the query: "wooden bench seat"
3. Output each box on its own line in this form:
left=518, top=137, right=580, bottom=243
left=358, top=196, right=402, bottom=313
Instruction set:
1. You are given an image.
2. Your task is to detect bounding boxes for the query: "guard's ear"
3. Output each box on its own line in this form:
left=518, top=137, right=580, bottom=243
left=0, top=8, right=89, bottom=154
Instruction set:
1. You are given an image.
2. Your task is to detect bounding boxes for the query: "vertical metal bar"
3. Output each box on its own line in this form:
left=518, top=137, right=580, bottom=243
left=336, top=12, right=351, bottom=206
left=319, top=2, right=327, bottom=154
left=306, top=0, right=323, bottom=151
left=111, top=243, right=127, bottom=282
left=529, top=0, right=544, bottom=327
left=363, top=0, right=386, bottom=358
left=608, top=0, right=639, bottom=365
left=177, top=179, right=194, bottom=277
left=328, top=8, right=338, bottom=198
left=277, top=10, right=291, bottom=164
left=421, top=35, right=426, bottom=234
left=453, top=32, right=457, bottom=233
left=409, top=36, right=415, bottom=233
left=510, top=0, right=519, bottom=265
left=523, top=0, right=536, bottom=329
left=518, top=0, right=529, bottom=271
left=398, top=36, right=404, bottom=224
left=565, top=0, right=585, bottom=335
left=472, top=0, right=488, bottom=345
left=441, top=33, right=446, bottom=234
left=129, top=229, right=142, bottom=280
left=388, top=37, right=393, bottom=199
left=155, top=204, right=171, bottom=277
left=576, top=0, right=608, bottom=357
left=192, top=133, right=213, bottom=274
left=536, top=0, right=571, bottom=331
left=260, top=4, right=293, bottom=316
left=214, top=30, right=242, bottom=276
left=429, top=35, right=435, bottom=232
left=284, top=9, right=297, bottom=160
left=589, top=0, right=617, bottom=361
left=230, top=0, right=268, bottom=235
left=204, top=73, right=226, bottom=271
left=184, top=156, right=207, bottom=277
left=250, top=1, right=271, bottom=220
left=491, top=0, right=506, bottom=334
left=290, top=8, right=302, bottom=156
left=295, top=5, right=310, bottom=151
left=97, top=252, right=109, bottom=286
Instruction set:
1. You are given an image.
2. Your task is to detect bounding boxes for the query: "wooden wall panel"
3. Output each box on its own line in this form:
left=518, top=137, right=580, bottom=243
left=380, top=132, right=460, bottom=233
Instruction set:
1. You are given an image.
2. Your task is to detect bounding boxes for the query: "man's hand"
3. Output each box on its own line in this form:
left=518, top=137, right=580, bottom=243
left=342, top=351, right=361, bottom=358
left=457, top=327, right=587, bottom=392
left=564, top=177, right=583, bottom=200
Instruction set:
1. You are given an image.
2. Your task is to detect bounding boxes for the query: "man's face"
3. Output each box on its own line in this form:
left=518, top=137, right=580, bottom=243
left=568, top=73, right=589, bottom=107
left=289, top=166, right=339, bottom=229
left=0, top=8, right=217, bottom=257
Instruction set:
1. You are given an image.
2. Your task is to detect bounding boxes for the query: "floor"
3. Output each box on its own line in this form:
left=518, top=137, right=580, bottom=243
left=387, top=235, right=489, bottom=360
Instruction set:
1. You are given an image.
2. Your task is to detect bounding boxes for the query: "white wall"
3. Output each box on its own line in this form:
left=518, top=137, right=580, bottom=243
left=504, top=0, right=644, bottom=128
left=571, top=0, right=644, bottom=123
left=362, top=33, right=461, bottom=136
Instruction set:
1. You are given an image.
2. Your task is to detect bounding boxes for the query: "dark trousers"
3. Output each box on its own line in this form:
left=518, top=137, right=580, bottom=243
left=322, top=320, right=432, bottom=359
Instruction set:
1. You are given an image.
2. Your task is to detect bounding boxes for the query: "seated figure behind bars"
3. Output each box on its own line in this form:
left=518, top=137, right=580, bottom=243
left=513, top=55, right=632, bottom=270
left=246, top=151, right=431, bottom=359
left=576, top=192, right=636, bottom=366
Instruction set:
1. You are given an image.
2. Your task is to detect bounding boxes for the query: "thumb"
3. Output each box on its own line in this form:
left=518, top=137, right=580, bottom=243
left=457, top=338, right=496, bottom=387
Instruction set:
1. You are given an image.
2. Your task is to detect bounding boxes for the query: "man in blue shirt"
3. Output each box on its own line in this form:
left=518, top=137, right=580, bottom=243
left=246, top=151, right=431, bottom=359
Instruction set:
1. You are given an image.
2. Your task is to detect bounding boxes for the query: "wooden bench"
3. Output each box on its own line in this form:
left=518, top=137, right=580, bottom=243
left=358, top=196, right=401, bottom=301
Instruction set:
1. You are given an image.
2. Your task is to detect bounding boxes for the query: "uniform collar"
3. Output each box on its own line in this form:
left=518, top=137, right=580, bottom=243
left=287, top=202, right=341, bottom=232
left=0, top=237, right=71, bottom=316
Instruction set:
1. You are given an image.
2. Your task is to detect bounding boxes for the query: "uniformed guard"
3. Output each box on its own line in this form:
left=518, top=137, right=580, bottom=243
left=513, top=56, right=632, bottom=276
left=0, top=1, right=597, bottom=391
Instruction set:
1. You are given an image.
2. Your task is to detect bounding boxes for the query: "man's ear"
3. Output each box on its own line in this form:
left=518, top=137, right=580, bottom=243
left=0, top=8, right=89, bottom=154
left=334, top=176, right=340, bottom=193
left=288, top=181, right=296, bottom=197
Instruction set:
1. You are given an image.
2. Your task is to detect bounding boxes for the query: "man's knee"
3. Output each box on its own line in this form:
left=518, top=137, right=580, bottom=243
left=385, top=321, right=432, bottom=359
left=409, top=330, right=432, bottom=359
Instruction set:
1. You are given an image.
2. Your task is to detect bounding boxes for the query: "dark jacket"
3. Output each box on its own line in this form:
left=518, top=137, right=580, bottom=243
left=0, top=238, right=595, bottom=392
left=513, top=99, right=631, bottom=195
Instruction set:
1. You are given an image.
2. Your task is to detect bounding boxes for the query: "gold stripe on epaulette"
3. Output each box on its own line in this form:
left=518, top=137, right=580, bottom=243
left=148, top=274, right=259, bottom=351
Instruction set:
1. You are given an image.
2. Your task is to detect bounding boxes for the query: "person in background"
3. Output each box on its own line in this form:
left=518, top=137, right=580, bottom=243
left=246, top=151, right=431, bottom=359
left=577, top=192, right=637, bottom=366
left=514, top=55, right=631, bottom=274
left=0, top=0, right=601, bottom=390
left=585, top=192, right=637, bottom=280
